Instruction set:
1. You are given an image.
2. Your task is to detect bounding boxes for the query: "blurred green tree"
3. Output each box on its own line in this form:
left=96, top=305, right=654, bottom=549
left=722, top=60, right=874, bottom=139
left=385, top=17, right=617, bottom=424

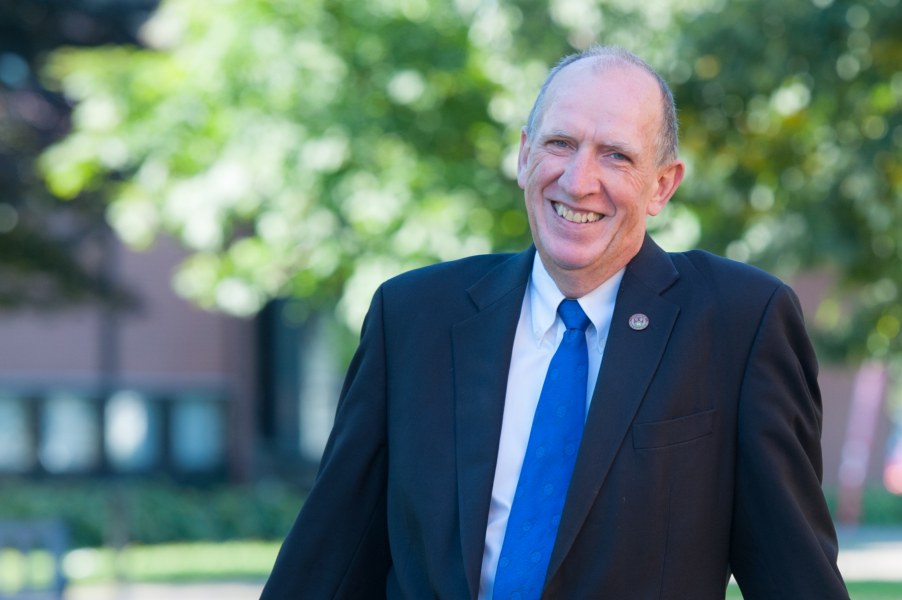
left=36, top=0, right=676, bottom=328
left=37, top=0, right=901, bottom=365
left=669, top=0, right=902, bottom=362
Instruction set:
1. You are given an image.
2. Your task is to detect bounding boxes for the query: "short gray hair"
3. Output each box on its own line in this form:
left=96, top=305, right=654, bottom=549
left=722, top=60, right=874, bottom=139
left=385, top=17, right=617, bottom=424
left=525, top=46, right=679, bottom=166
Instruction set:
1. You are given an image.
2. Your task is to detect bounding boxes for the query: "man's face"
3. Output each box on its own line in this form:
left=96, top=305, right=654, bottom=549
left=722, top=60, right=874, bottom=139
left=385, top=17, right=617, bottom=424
left=518, top=59, right=684, bottom=296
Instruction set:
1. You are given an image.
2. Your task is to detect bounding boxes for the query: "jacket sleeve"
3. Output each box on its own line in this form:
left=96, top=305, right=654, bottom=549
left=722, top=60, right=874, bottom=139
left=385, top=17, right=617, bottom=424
left=261, top=286, right=392, bottom=599
left=729, top=283, right=849, bottom=599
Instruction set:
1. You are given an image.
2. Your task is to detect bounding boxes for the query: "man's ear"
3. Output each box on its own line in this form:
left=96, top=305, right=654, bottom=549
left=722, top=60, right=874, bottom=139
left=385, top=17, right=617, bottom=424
left=516, top=128, right=530, bottom=190
left=646, top=160, right=685, bottom=216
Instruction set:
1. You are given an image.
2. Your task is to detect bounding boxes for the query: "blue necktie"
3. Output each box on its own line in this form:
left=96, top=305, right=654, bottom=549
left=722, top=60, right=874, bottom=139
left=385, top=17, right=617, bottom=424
left=493, top=299, right=590, bottom=600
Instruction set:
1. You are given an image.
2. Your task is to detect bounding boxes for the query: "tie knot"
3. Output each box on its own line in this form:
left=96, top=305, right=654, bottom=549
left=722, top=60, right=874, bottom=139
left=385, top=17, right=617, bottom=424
left=558, top=299, right=590, bottom=332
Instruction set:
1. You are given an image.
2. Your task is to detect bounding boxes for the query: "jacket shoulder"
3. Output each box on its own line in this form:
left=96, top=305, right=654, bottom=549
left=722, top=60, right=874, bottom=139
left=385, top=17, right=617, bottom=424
left=664, top=249, right=800, bottom=320
left=671, top=249, right=783, bottom=290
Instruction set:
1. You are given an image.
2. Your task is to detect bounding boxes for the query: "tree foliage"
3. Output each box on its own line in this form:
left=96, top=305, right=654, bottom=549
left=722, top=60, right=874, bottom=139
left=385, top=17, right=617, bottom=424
left=671, top=0, right=902, bottom=361
left=37, top=0, right=902, bottom=363
left=37, top=0, right=679, bottom=326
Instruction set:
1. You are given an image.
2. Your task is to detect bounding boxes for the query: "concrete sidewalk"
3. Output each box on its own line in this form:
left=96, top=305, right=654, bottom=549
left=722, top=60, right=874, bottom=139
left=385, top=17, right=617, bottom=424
left=67, top=581, right=264, bottom=600
left=836, top=525, right=902, bottom=582
left=65, top=526, right=902, bottom=599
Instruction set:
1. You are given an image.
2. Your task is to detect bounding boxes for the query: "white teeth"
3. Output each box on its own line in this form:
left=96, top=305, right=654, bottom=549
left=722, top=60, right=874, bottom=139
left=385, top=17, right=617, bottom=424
left=554, top=202, right=601, bottom=223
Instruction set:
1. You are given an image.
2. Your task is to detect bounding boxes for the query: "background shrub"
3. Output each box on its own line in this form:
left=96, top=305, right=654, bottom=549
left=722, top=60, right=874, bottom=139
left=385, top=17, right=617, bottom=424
left=0, top=480, right=304, bottom=547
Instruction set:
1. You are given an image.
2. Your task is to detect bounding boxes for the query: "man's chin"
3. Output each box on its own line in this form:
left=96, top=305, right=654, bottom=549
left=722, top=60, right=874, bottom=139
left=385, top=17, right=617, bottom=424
left=539, top=244, right=605, bottom=273
left=541, top=254, right=601, bottom=279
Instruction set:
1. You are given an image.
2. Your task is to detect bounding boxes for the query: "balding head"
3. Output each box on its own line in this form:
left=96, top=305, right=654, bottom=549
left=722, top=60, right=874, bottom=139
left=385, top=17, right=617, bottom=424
left=526, top=46, right=679, bottom=167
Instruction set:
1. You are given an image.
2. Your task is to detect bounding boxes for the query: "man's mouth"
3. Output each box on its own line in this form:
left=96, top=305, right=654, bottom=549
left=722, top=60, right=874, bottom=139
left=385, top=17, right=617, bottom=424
left=553, top=202, right=602, bottom=223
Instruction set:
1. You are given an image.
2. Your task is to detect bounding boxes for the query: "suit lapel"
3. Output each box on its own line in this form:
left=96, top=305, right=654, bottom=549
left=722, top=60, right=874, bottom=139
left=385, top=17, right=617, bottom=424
left=546, top=236, right=681, bottom=581
left=453, top=248, right=534, bottom=599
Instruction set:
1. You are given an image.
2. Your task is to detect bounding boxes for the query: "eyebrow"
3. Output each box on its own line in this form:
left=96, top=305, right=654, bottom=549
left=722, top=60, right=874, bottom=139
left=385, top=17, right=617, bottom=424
left=601, top=141, right=637, bottom=155
left=542, top=130, right=638, bottom=155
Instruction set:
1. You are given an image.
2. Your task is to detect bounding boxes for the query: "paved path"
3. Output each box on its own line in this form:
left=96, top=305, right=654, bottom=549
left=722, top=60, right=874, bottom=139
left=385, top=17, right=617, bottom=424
left=67, top=581, right=265, bottom=600
left=66, top=526, right=902, bottom=599
left=836, top=525, right=902, bottom=582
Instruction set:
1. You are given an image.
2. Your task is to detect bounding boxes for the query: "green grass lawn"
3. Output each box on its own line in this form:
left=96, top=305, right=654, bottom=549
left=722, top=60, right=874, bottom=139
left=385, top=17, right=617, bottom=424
left=65, top=540, right=282, bottom=584
left=728, top=581, right=902, bottom=599
left=0, top=540, right=280, bottom=594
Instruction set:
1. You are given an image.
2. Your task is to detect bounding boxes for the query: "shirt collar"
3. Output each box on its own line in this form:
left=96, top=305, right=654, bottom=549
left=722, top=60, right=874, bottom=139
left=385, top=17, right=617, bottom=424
left=528, top=253, right=625, bottom=350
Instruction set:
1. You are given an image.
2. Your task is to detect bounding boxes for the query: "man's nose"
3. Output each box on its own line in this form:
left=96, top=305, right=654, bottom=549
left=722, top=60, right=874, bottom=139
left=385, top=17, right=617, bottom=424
left=557, top=150, right=600, bottom=199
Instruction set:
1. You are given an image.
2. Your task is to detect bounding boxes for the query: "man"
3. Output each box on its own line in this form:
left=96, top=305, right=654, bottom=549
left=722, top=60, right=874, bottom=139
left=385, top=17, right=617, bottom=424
left=262, top=46, right=848, bottom=599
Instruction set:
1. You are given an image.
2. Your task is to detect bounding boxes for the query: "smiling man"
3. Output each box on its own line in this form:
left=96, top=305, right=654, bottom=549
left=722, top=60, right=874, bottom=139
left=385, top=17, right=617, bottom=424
left=262, top=46, right=849, bottom=599
left=517, top=53, right=683, bottom=299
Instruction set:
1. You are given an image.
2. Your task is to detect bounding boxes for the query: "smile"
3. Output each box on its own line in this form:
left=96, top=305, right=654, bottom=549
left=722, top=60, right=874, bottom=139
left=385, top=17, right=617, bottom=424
left=553, top=202, right=602, bottom=223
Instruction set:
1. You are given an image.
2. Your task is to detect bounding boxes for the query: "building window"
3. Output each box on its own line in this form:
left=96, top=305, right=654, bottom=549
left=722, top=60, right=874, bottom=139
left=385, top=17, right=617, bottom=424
left=0, top=394, right=33, bottom=472
left=39, top=393, right=100, bottom=473
left=105, top=391, right=161, bottom=473
left=171, top=396, right=224, bottom=472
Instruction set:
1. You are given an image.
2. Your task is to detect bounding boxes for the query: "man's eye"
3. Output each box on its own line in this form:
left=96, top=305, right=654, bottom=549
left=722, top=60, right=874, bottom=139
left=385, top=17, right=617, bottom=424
left=610, top=152, right=629, bottom=161
left=549, top=139, right=570, bottom=148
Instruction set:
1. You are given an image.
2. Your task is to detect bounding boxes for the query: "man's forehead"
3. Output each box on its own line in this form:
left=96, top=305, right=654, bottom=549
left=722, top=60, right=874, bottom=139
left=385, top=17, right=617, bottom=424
left=550, top=56, right=659, bottom=98
left=542, top=59, right=662, bottom=121
left=536, top=58, right=662, bottom=129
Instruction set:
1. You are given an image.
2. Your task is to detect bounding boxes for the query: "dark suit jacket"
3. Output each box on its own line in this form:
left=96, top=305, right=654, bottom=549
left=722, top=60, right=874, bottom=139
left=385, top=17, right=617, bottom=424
left=261, top=236, right=848, bottom=599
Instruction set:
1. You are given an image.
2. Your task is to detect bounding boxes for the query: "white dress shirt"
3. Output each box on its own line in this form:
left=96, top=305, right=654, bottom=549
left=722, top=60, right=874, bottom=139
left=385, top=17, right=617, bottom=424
left=477, top=254, right=624, bottom=599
